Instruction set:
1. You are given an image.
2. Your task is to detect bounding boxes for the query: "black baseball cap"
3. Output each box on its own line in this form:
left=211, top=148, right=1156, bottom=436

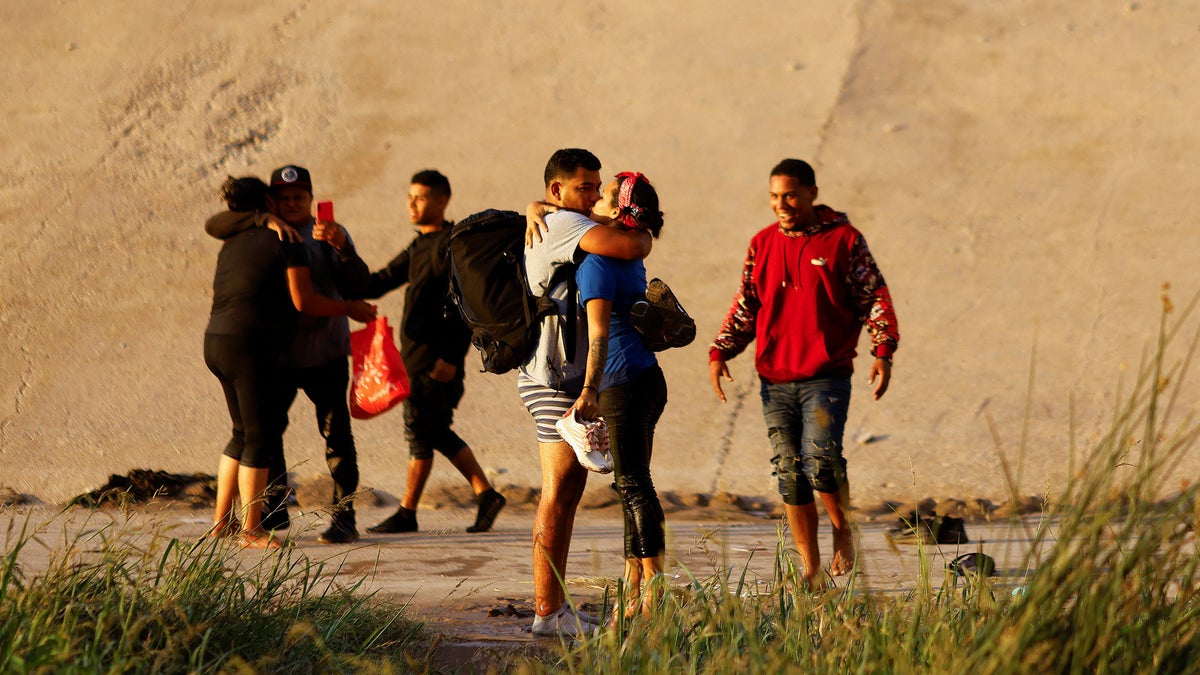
left=269, top=165, right=313, bottom=191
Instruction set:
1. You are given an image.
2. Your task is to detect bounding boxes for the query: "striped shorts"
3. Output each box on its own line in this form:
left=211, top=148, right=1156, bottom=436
left=517, top=373, right=578, bottom=443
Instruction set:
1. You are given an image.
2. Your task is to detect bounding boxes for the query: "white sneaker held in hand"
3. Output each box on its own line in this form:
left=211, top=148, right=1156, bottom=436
left=555, top=411, right=613, bottom=474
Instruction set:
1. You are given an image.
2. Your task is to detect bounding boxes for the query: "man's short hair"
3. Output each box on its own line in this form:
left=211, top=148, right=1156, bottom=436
left=544, top=148, right=601, bottom=187
left=411, top=169, right=451, bottom=199
left=770, top=159, right=816, bottom=186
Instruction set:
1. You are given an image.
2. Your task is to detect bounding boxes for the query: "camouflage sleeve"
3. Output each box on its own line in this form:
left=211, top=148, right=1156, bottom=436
left=847, top=235, right=899, bottom=359
left=709, top=244, right=761, bottom=361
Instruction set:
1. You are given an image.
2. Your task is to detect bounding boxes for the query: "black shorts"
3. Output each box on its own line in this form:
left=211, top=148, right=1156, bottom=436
left=403, top=371, right=467, bottom=460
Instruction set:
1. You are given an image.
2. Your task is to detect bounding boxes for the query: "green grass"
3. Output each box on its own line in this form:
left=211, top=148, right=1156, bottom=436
left=0, top=516, right=426, bottom=673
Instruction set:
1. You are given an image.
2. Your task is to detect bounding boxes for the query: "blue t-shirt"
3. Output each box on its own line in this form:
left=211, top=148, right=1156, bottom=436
left=576, top=255, right=657, bottom=389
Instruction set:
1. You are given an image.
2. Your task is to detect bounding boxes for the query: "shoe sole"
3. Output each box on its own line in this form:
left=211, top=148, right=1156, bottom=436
left=644, top=279, right=674, bottom=305
left=365, top=526, right=418, bottom=534
left=641, top=279, right=695, bottom=349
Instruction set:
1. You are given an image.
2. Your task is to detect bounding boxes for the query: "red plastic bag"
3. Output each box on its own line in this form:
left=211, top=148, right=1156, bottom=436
left=349, top=317, right=409, bottom=419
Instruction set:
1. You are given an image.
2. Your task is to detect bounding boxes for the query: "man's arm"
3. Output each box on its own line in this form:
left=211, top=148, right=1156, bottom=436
left=359, top=248, right=411, bottom=300
left=332, top=242, right=371, bottom=299
left=578, top=225, right=652, bottom=261
left=846, top=234, right=899, bottom=399
left=709, top=243, right=761, bottom=402
left=312, top=220, right=371, bottom=299
left=431, top=298, right=474, bottom=382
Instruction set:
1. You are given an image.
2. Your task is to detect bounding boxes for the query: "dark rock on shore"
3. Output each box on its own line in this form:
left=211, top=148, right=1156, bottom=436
left=69, top=469, right=216, bottom=508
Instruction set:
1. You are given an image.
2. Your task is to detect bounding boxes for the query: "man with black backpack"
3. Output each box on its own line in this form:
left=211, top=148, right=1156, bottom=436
left=518, top=149, right=654, bottom=637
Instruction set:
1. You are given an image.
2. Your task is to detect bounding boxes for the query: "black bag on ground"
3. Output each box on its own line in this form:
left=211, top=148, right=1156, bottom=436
left=446, top=209, right=575, bottom=374
left=884, top=511, right=970, bottom=545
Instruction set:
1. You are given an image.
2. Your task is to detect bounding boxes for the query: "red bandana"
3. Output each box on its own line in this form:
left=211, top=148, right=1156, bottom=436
left=615, top=171, right=645, bottom=230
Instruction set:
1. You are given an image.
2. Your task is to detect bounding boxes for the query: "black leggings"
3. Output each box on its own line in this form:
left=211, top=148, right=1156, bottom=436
left=204, top=333, right=284, bottom=470
left=599, top=364, right=668, bottom=559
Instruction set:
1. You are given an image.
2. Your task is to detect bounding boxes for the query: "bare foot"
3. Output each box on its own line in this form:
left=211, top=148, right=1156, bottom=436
left=802, top=569, right=829, bottom=592
left=611, top=607, right=638, bottom=626
left=619, top=589, right=641, bottom=622
left=608, top=600, right=651, bottom=626
left=207, top=515, right=241, bottom=538
left=830, top=527, right=855, bottom=576
left=639, top=574, right=667, bottom=617
left=237, top=532, right=281, bottom=549
left=780, top=565, right=826, bottom=594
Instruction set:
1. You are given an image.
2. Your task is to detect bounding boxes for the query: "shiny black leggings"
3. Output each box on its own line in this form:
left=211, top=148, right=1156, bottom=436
left=599, top=364, right=668, bottom=559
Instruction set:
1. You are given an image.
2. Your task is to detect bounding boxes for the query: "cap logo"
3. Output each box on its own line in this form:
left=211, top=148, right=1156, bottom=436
left=281, top=167, right=299, bottom=183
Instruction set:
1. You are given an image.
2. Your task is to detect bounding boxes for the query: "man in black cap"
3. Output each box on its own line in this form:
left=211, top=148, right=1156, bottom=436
left=266, top=164, right=370, bottom=544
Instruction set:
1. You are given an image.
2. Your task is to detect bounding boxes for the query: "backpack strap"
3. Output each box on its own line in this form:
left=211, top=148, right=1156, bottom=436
left=505, top=241, right=537, bottom=329
left=543, top=263, right=578, bottom=364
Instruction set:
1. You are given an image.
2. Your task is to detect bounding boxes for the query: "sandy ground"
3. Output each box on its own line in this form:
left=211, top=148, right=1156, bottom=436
left=3, top=3, right=1200, bottom=526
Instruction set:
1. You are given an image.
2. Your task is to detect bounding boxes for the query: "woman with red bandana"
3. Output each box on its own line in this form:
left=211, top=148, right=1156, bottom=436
left=568, top=172, right=669, bottom=623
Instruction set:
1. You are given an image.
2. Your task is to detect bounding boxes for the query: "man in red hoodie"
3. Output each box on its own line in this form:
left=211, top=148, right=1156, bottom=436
left=709, top=158, right=899, bottom=588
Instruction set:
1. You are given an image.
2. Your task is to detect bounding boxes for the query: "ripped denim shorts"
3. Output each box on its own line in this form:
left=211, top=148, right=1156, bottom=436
left=759, top=376, right=851, bottom=506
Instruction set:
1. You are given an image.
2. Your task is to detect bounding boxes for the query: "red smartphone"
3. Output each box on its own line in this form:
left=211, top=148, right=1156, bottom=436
left=316, top=200, right=334, bottom=222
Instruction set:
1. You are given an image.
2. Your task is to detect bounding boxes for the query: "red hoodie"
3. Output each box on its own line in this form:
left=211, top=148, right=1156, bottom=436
left=710, top=205, right=898, bottom=383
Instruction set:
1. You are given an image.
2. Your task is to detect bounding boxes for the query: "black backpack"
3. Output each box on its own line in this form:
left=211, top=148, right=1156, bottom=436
left=446, top=209, right=576, bottom=374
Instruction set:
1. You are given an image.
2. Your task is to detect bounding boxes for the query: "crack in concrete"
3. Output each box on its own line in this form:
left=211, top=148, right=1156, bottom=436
left=1, top=351, right=33, bottom=453
left=814, top=0, right=867, bottom=167
left=709, top=360, right=754, bottom=496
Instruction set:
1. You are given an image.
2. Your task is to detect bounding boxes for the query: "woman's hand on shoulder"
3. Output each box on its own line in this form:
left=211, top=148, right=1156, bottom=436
left=525, top=201, right=558, bottom=247
left=265, top=214, right=302, bottom=243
